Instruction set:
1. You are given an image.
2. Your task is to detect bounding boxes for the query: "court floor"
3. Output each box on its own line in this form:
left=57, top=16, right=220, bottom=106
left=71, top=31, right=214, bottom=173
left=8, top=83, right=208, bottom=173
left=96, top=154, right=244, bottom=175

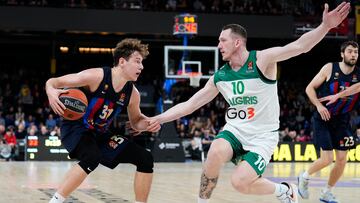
left=0, top=161, right=359, bottom=203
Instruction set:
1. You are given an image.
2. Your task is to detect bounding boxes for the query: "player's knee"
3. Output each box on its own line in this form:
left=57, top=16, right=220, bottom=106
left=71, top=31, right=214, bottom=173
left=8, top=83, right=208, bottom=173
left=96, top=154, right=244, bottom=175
left=230, top=174, right=249, bottom=194
left=135, top=150, right=154, bottom=173
left=321, top=155, right=334, bottom=165
left=335, top=155, right=347, bottom=166
left=207, top=144, right=229, bottom=163
left=78, top=152, right=102, bottom=174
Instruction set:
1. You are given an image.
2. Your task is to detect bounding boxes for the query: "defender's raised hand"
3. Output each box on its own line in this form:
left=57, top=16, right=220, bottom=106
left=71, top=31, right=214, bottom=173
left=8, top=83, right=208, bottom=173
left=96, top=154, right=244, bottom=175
left=322, top=2, right=350, bottom=29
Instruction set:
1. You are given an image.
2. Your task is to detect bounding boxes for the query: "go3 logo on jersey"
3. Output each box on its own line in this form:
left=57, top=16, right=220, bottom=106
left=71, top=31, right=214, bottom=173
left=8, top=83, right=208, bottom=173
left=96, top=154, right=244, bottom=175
left=226, top=107, right=255, bottom=120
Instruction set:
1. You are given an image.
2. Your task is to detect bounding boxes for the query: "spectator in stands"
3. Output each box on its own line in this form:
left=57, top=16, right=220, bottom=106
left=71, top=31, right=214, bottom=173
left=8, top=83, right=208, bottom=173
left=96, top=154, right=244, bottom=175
left=25, top=114, right=37, bottom=129
left=45, top=113, right=57, bottom=131
left=0, top=112, right=5, bottom=127
left=296, top=129, right=311, bottom=142
left=177, top=121, right=189, bottom=138
left=280, top=127, right=297, bottom=142
left=27, top=126, right=38, bottom=137
left=201, top=128, right=215, bottom=156
left=193, top=0, right=206, bottom=12
left=39, top=124, right=50, bottom=136
left=165, top=0, right=176, bottom=11
left=187, top=128, right=203, bottom=160
left=15, top=123, right=27, bottom=140
left=19, top=84, right=33, bottom=113
left=3, top=125, right=17, bottom=160
left=0, top=124, right=5, bottom=137
left=0, top=137, right=12, bottom=160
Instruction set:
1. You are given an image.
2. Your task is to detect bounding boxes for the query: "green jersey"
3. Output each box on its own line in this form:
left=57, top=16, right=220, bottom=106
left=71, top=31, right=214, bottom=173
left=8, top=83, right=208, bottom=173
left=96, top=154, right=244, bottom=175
left=214, top=50, right=280, bottom=136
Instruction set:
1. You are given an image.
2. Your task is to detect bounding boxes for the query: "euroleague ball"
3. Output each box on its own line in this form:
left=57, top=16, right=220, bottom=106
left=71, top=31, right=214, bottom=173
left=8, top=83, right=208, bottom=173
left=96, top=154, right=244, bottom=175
left=59, top=88, right=88, bottom=120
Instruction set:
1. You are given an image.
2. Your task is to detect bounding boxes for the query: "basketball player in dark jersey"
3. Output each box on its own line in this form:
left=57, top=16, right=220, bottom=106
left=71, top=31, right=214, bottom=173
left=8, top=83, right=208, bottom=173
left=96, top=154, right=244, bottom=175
left=45, top=38, right=161, bottom=203
left=298, top=41, right=359, bottom=203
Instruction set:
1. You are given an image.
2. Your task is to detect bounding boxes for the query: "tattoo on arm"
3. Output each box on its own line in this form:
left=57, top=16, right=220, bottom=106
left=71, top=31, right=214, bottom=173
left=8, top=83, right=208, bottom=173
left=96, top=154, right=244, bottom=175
left=199, top=172, right=218, bottom=199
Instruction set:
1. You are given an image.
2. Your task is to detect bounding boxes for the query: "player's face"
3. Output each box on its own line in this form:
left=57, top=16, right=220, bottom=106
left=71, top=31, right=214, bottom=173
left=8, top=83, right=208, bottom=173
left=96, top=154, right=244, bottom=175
left=123, top=51, right=144, bottom=81
left=218, top=29, right=238, bottom=61
left=342, top=45, right=358, bottom=67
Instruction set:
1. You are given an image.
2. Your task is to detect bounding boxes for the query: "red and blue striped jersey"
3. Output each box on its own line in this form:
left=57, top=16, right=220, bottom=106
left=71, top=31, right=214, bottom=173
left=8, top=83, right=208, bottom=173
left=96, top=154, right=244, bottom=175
left=82, top=67, right=133, bottom=133
left=317, top=62, right=360, bottom=115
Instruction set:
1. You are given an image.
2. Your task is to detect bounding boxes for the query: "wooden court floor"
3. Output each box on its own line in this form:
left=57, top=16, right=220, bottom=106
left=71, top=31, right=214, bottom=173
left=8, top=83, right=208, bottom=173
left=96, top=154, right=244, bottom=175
left=0, top=161, right=359, bottom=203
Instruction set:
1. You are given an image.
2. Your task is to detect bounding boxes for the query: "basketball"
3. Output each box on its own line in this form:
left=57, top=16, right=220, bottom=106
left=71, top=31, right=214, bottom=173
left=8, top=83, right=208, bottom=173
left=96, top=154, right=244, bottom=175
left=59, top=88, right=88, bottom=120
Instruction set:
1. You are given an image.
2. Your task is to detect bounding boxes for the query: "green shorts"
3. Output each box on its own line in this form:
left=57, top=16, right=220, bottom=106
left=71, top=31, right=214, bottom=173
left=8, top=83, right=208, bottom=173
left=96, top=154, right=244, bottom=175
left=216, top=130, right=267, bottom=175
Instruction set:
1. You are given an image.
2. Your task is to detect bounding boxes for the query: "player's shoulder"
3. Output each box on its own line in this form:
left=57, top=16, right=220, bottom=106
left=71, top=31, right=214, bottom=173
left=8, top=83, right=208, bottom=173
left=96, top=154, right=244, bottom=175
left=321, top=62, right=333, bottom=71
left=82, top=67, right=104, bottom=75
left=79, top=67, right=105, bottom=86
left=131, top=84, right=140, bottom=96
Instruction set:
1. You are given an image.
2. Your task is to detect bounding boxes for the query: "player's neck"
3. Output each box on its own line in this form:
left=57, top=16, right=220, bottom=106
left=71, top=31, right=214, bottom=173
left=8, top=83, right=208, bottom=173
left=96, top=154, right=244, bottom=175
left=111, top=66, right=128, bottom=90
left=229, top=50, right=249, bottom=70
left=339, top=62, right=355, bottom=74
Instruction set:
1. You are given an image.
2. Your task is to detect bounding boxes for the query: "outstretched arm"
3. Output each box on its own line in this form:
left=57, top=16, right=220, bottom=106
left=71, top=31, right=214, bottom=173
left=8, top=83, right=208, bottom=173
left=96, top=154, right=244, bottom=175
left=257, top=2, right=350, bottom=69
left=319, top=82, right=360, bottom=105
left=306, top=63, right=332, bottom=121
left=127, top=87, right=161, bottom=132
left=153, top=76, right=219, bottom=124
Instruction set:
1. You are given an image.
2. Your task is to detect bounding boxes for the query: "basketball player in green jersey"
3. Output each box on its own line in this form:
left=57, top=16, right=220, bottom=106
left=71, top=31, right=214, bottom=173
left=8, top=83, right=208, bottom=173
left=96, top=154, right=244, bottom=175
left=147, top=2, right=350, bottom=203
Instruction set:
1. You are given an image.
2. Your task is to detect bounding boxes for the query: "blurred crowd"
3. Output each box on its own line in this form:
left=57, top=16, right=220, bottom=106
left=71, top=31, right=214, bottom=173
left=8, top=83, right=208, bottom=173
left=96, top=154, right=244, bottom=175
left=1, top=0, right=352, bottom=17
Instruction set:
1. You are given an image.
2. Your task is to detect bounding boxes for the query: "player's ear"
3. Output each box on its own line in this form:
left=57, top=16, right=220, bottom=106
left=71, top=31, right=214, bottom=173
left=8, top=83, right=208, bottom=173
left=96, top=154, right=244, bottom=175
left=119, top=57, right=126, bottom=66
left=340, top=52, right=344, bottom=59
left=235, top=38, right=243, bottom=48
left=235, top=38, right=241, bottom=47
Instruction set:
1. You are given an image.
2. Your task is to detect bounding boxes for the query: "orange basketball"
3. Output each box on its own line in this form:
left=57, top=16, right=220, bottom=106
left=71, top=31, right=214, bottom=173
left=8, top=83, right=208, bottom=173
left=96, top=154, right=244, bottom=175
left=59, top=88, right=88, bottom=120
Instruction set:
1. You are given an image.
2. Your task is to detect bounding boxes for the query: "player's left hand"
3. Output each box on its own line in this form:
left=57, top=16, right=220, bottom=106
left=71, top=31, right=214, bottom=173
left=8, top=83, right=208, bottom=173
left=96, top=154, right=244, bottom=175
left=146, top=117, right=161, bottom=132
left=318, top=94, right=339, bottom=106
left=125, top=121, right=142, bottom=136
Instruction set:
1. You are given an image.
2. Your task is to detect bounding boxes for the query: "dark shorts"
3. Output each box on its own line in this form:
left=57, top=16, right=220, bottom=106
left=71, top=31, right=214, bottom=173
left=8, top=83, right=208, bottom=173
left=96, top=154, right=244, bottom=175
left=312, top=112, right=355, bottom=151
left=61, top=120, right=143, bottom=169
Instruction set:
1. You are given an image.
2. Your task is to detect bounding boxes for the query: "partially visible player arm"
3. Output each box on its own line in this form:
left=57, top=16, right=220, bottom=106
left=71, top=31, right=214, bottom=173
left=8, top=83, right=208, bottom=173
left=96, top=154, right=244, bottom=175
left=127, top=87, right=161, bottom=133
left=152, top=76, right=219, bottom=124
left=319, top=82, right=360, bottom=105
left=45, top=68, right=103, bottom=115
left=256, top=2, right=350, bottom=72
left=305, top=63, right=332, bottom=121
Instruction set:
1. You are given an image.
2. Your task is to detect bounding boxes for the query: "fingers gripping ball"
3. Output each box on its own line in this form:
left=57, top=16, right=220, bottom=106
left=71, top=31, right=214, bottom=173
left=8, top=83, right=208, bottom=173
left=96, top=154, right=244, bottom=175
left=59, top=89, right=88, bottom=120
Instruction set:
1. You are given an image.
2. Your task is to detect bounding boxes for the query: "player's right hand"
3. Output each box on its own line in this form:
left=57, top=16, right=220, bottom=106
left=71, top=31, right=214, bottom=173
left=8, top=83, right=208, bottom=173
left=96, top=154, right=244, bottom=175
left=322, top=2, right=350, bottom=29
left=316, top=104, right=331, bottom=121
left=46, top=87, right=68, bottom=116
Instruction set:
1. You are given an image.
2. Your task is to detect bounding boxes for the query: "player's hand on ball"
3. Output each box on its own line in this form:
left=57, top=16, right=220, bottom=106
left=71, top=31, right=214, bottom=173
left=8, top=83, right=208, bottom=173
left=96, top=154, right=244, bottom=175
left=47, top=88, right=68, bottom=115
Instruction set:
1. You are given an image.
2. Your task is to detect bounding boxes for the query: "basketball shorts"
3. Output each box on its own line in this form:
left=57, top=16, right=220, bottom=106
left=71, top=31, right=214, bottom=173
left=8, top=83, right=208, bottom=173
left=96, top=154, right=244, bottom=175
left=61, top=120, right=144, bottom=169
left=312, top=112, right=355, bottom=151
left=215, top=130, right=275, bottom=175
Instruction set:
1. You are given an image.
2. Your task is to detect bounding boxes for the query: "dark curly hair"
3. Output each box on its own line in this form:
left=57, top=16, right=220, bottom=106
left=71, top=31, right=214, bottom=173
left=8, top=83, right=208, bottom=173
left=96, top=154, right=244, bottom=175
left=341, top=40, right=358, bottom=53
left=113, top=38, right=149, bottom=66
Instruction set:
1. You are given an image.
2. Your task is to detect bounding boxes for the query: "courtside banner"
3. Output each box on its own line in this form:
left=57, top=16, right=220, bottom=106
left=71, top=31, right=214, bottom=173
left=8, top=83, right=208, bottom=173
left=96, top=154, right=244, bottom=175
left=272, top=142, right=360, bottom=162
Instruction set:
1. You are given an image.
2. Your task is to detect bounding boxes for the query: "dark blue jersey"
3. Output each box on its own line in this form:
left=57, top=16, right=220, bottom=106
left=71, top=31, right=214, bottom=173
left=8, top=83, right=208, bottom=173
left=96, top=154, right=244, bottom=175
left=82, top=67, right=133, bottom=133
left=317, top=62, right=360, bottom=115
